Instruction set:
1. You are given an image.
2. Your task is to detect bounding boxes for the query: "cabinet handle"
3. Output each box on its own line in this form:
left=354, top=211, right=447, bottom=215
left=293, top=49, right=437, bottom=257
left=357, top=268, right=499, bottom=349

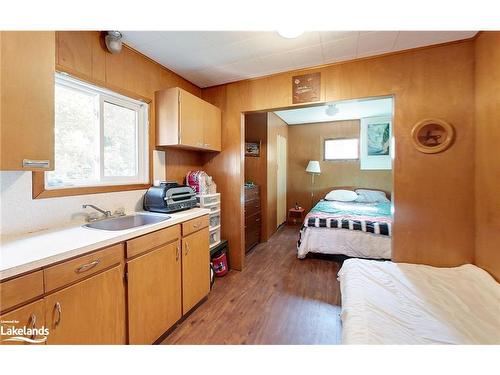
left=22, top=159, right=50, bottom=168
left=193, top=223, right=200, bottom=229
left=256, top=218, right=261, bottom=222
left=176, top=245, right=180, bottom=261
left=75, top=259, right=100, bottom=274
left=29, top=313, right=37, bottom=340
left=54, top=302, right=62, bottom=327
left=185, top=242, right=190, bottom=256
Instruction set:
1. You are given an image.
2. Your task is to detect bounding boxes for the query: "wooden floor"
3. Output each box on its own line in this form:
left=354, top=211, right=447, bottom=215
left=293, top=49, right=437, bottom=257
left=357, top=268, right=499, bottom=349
left=162, top=225, right=342, bottom=345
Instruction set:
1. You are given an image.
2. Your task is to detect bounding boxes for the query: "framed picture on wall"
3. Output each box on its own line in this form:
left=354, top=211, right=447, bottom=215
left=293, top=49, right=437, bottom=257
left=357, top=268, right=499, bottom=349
left=245, top=141, right=261, bottom=157
left=360, top=116, right=392, bottom=170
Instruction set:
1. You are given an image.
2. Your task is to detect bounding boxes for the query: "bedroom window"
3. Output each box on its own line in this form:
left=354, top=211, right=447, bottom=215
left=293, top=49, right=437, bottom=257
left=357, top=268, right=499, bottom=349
left=45, top=73, right=149, bottom=189
left=324, top=138, right=359, bottom=160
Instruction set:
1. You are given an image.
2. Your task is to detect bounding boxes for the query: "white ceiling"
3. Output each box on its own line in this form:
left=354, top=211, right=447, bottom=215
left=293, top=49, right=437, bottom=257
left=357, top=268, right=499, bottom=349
left=121, top=31, right=477, bottom=88
left=274, top=97, right=393, bottom=125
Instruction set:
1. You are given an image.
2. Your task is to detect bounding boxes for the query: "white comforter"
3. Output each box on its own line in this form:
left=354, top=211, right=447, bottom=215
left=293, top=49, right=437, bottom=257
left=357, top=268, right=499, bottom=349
left=338, top=259, right=500, bottom=344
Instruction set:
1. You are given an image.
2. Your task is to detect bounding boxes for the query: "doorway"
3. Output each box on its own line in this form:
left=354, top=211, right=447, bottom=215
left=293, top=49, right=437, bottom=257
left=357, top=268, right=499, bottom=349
left=276, top=133, right=287, bottom=227
left=243, top=112, right=288, bottom=251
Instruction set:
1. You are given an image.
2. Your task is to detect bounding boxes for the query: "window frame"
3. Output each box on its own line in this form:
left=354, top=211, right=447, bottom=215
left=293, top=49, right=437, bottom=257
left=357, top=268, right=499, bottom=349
left=33, top=72, right=152, bottom=199
left=323, top=137, right=360, bottom=161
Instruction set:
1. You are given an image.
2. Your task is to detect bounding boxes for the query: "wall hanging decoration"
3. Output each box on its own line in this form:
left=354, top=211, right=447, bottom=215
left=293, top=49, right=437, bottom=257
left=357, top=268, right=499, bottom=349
left=245, top=141, right=261, bottom=157
left=360, top=116, right=392, bottom=170
left=292, top=72, right=321, bottom=104
left=411, top=119, right=454, bottom=154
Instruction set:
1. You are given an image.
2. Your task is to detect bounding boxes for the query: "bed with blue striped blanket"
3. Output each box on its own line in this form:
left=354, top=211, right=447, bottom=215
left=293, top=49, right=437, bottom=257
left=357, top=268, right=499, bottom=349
left=297, top=200, right=392, bottom=259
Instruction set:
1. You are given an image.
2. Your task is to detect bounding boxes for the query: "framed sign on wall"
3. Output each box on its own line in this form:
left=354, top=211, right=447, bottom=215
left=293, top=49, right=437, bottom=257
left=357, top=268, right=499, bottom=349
left=292, top=72, right=321, bottom=104
left=411, top=119, right=454, bottom=154
left=360, top=116, right=392, bottom=170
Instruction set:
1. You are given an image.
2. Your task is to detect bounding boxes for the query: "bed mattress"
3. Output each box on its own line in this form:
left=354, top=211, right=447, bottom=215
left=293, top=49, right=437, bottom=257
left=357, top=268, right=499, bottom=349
left=297, top=227, right=391, bottom=259
left=338, top=259, right=500, bottom=344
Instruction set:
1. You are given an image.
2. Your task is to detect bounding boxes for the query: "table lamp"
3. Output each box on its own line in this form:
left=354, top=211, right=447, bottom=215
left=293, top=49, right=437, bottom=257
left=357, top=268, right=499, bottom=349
left=305, top=160, right=321, bottom=207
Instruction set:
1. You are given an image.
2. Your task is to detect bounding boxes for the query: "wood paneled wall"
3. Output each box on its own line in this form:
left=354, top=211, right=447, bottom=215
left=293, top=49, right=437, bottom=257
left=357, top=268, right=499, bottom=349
left=202, top=40, right=476, bottom=271
left=474, top=32, right=500, bottom=281
left=244, top=113, right=268, bottom=186
left=266, top=113, right=288, bottom=237
left=55, top=31, right=203, bottom=183
left=166, top=149, right=204, bottom=185
left=201, top=85, right=245, bottom=270
left=287, top=120, right=392, bottom=213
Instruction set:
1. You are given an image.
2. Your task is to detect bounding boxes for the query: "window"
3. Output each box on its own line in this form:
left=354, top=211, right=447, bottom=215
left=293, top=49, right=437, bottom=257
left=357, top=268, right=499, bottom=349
left=324, top=138, right=359, bottom=160
left=45, top=74, right=149, bottom=189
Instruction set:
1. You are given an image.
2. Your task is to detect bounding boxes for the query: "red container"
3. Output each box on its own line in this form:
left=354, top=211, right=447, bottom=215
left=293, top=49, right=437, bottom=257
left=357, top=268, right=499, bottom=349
left=212, top=251, right=228, bottom=277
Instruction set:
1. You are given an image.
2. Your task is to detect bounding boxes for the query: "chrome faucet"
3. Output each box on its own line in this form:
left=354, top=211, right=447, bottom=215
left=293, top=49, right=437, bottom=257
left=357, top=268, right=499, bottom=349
left=82, top=204, right=112, bottom=218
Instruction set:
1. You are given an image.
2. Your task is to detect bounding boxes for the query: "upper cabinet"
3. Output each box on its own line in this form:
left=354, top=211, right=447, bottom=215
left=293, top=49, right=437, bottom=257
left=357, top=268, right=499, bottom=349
left=56, top=31, right=106, bottom=83
left=0, top=31, right=55, bottom=171
left=156, top=87, right=221, bottom=152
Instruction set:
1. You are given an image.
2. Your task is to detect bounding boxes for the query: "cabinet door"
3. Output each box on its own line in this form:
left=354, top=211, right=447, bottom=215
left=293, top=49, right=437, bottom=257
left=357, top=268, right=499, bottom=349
left=182, top=228, right=210, bottom=314
left=127, top=241, right=182, bottom=344
left=203, top=102, right=221, bottom=151
left=44, top=265, right=126, bottom=345
left=0, top=31, right=55, bottom=171
left=179, top=89, right=204, bottom=148
left=0, top=300, right=45, bottom=345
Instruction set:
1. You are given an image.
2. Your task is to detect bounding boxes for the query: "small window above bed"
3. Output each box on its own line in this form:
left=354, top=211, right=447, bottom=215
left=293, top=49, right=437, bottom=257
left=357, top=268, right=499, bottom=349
left=324, top=138, right=359, bottom=160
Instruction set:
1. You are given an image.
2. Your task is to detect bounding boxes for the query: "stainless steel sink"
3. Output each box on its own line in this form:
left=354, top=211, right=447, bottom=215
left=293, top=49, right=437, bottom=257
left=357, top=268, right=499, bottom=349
left=83, top=214, right=170, bottom=231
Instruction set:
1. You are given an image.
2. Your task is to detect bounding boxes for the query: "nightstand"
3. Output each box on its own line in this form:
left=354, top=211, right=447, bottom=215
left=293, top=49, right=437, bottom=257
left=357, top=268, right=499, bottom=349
left=288, top=208, right=305, bottom=225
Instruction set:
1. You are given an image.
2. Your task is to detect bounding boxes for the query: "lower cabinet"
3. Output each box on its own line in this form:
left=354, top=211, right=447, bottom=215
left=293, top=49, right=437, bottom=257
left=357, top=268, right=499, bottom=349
left=127, top=240, right=182, bottom=345
left=0, top=216, right=210, bottom=345
left=0, top=300, right=45, bottom=345
left=182, top=227, right=210, bottom=314
left=44, top=265, right=126, bottom=344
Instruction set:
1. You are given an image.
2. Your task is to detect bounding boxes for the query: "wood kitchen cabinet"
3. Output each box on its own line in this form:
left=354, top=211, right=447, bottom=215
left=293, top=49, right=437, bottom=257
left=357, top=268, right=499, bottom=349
left=203, top=100, right=222, bottom=151
left=0, top=31, right=55, bottom=171
left=0, top=300, right=45, bottom=345
left=182, top=226, right=210, bottom=314
left=44, top=265, right=126, bottom=345
left=56, top=31, right=106, bottom=83
left=156, top=87, right=221, bottom=151
left=127, top=240, right=182, bottom=344
left=0, top=216, right=210, bottom=345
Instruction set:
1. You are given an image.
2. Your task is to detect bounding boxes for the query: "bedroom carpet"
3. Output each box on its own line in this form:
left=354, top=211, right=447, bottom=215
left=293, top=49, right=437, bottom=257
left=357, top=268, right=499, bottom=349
left=161, top=225, right=342, bottom=345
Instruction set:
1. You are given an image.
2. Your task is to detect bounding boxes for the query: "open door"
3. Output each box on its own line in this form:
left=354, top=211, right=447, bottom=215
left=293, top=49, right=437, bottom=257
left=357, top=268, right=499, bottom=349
left=276, top=134, right=287, bottom=227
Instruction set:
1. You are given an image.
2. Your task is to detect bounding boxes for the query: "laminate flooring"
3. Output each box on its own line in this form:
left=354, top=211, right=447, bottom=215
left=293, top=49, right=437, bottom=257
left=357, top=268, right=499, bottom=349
left=161, top=225, right=342, bottom=344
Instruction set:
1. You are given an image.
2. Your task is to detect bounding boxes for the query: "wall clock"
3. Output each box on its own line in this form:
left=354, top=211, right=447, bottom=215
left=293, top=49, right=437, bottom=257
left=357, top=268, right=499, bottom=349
left=411, top=119, right=455, bottom=154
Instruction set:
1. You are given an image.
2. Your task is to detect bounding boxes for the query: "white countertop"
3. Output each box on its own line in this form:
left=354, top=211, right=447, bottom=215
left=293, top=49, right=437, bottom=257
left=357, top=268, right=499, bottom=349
left=0, top=208, right=210, bottom=280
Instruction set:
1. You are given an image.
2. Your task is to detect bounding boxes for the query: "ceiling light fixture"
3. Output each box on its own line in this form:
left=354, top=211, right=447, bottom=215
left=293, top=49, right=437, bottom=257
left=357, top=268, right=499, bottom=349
left=277, top=29, right=304, bottom=39
left=325, top=104, right=339, bottom=116
left=105, top=31, right=123, bottom=54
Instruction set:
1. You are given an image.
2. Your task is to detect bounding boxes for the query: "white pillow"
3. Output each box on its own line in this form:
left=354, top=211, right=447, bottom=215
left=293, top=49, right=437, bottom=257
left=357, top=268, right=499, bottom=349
left=325, top=189, right=358, bottom=202
left=355, top=189, right=390, bottom=203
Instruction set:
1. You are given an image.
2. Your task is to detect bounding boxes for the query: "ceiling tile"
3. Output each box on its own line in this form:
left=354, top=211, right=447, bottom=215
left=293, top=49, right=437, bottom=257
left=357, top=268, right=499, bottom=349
left=321, top=35, right=358, bottom=62
left=357, top=31, right=399, bottom=57
left=289, top=44, right=324, bottom=69
left=121, top=31, right=164, bottom=48
left=121, top=31, right=478, bottom=88
left=218, top=57, right=264, bottom=77
left=258, top=50, right=299, bottom=75
left=319, top=31, right=359, bottom=43
left=250, top=31, right=322, bottom=57
left=394, top=31, right=475, bottom=51
left=201, top=31, right=266, bottom=46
